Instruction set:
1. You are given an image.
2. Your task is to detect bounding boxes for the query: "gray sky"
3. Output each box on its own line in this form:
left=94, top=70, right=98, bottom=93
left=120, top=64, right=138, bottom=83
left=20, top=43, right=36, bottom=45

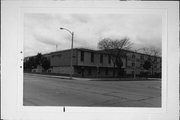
left=24, top=13, right=162, bottom=57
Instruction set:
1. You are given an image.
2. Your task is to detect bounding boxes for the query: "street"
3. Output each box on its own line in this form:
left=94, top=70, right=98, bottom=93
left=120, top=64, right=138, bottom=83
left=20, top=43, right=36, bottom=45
left=23, top=73, right=161, bottom=107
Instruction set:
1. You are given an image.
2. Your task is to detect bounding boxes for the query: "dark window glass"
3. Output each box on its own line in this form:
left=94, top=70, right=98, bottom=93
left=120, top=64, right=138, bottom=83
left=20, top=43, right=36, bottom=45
left=98, top=68, right=101, bottom=74
left=91, top=52, right=94, bottom=63
left=105, top=68, right=108, bottom=75
left=81, top=51, right=84, bottom=62
left=154, top=57, right=157, bottom=62
left=88, top=68, right=91, bottom=75
left=108, top=55, right=111, bottom=64
left=154, top=65, right=157, bottom=69
left=132, top=62, right=135, bottom=67
left=132, top=54, right=135, bottom=58
left=136, top=59, right=140, bottom=62
left=100, top=54, right=103, bottom=63
left=58, top=54, right=62, bottom=58
left=77, top=68, right=81, bottom=74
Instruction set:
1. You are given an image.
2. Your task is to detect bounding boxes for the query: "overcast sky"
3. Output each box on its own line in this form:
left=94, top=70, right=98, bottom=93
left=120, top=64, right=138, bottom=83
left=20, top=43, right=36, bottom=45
left=24, top=13, right=162, bottom=57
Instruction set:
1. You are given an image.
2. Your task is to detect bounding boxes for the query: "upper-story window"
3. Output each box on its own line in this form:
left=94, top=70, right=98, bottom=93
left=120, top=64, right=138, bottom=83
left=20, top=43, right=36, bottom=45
left=100, top=54, right=103, bottom=63
left=132, top=62, right=135, bottom=67
left=136, top=59, right=140, bottom=62
left=148, top=56, right=151, bottom=61
left=132, top=54, right=135, bottom=59
left=140, top=55, right=144, bottom=60
left=91, top=52, right=94, bottom=63
left=81, top=51, right=84, bottom=62
left=108, top=55, right=111, bottom=64
left=58, top=54, right=62, bottom=58
left=154, top=57, right=157, bottom=62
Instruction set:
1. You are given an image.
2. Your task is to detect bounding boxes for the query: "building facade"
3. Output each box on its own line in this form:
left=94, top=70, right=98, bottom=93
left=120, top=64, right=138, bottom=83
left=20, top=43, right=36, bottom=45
left=49, top=48, right=161, bottom=78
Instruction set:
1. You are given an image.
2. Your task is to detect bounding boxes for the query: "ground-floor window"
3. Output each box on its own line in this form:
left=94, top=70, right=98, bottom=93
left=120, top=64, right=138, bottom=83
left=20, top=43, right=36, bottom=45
left=105, top=68, right=108, bottom=75
left=77, top=68, right=81, bottom=74
left=88, top=68, right=92, bottom=75
left=132, top=71, right=134, bottom=76
left=98, top=68, right=100, bottom=74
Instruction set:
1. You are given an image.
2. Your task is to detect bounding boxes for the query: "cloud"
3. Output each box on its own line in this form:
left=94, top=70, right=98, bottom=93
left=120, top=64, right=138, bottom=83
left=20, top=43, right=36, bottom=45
left=24, top=13, right=162, bottom=57
left=33, top=33, right=60, bottom=46
left=71, top=14, right=91, bottom=23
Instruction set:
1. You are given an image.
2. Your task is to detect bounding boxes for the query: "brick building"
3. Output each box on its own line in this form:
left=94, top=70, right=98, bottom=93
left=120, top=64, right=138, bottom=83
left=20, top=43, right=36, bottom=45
left=49, top=48, right=161, bottom=78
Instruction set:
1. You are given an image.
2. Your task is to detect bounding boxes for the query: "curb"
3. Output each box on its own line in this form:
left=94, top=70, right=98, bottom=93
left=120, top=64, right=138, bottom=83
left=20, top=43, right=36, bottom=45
left=24, top=73, right=161, bottom=81
left=24, top=73, right=91, bottom=81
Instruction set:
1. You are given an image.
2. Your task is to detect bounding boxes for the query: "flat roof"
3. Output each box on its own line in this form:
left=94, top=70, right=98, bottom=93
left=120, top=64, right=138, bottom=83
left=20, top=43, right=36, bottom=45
left=25, top=47, right=161, bottom=58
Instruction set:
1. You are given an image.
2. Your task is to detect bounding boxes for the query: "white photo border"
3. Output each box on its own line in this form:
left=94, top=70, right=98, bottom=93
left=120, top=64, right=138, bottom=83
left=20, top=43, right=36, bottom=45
left=1, top=1, right=179, bottom=120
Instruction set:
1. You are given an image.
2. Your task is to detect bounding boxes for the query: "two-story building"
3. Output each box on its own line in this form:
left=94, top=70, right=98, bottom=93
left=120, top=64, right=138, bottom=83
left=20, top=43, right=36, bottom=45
left=49, top=48, right=161, bottom=78
left=50, top=48, right=120, bottom=77
left=24, top=47, right=161, bottom=78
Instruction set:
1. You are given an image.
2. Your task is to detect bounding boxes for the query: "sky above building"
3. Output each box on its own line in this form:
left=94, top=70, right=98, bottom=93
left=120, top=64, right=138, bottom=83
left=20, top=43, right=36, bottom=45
left=24, top=13, right=162, bottom=57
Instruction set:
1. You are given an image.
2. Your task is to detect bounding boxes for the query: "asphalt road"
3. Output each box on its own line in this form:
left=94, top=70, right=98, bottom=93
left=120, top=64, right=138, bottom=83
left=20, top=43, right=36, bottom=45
left=23, top=73, right=161, bottom=107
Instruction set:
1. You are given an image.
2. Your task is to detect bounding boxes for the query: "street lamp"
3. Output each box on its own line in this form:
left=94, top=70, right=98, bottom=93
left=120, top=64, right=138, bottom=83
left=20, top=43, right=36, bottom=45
left=59, top=27, right=74, bottom=79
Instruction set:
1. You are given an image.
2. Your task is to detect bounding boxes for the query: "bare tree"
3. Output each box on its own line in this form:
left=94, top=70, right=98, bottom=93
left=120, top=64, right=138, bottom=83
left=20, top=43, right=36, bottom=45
left=24, top=53, right=50, bottom=72
left=98, top=37, right=132, bottom=50
left=142, top=47, right=161, bottom=56
left=98, top=37, right=133, bottom=77
left=142, top=47, right=161, bottom=77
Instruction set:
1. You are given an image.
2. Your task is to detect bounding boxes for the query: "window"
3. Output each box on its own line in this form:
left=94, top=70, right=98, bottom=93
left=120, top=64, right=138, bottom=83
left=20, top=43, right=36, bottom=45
left=77, top=68, right=81, bottom=74
left=132, top=71, right=134, bottom=75
left=157, top=58, right=160, bottom=62
left=154, top=65, right=157, bottom=69
left=88, top=68, right=92, bottom=75
left=132, top=54, right=135, bottom=59
left=132, top=62, right=135, bottom=67
left=81, top=51, right=84, bottom=62
left=100, top=54, right=103, bottom=63
left=108, top=55, right=111, bottom=64
left=140, top=55, right=144, bottom=60
left=140, top=63, right=143, bottom=68
left=58, top=54, right=62, bottom=58
left=136, top=59, right=140, bottom=62
left=105, top=68, right=108, bottom=75
left=154, top=57, right=157, bottom=62
left=91, top=52, right=94, bottom=63
left=97, top=68, right=100, bottom=74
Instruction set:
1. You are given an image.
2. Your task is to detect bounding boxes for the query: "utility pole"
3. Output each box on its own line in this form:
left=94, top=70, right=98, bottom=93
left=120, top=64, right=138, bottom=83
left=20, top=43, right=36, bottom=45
left=59, top=27, right=74, bottom=79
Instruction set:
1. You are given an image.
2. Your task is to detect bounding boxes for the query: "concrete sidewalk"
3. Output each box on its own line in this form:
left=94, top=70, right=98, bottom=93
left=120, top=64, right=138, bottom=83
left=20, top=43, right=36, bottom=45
left=24, top=73, right=92, bottom=81
left=24, top=73, right=161, bottom=81
left=25, top=73, right=109, bottom=81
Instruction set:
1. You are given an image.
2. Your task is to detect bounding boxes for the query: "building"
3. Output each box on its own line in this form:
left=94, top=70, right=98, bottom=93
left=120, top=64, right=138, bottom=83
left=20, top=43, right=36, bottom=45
left=24, top=48, right=161, bottom=78
left=32, top=65, right=44, bottom=73
left=50, top=48, right=118, bottom=77
left=49, top=48, right=161, bottom=78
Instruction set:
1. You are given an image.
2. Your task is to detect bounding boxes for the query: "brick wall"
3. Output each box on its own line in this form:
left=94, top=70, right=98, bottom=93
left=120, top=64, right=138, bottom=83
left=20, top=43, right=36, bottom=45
left=52, top=66, right=74, bottom=74
left=50, top=50, right=78, bottom=67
